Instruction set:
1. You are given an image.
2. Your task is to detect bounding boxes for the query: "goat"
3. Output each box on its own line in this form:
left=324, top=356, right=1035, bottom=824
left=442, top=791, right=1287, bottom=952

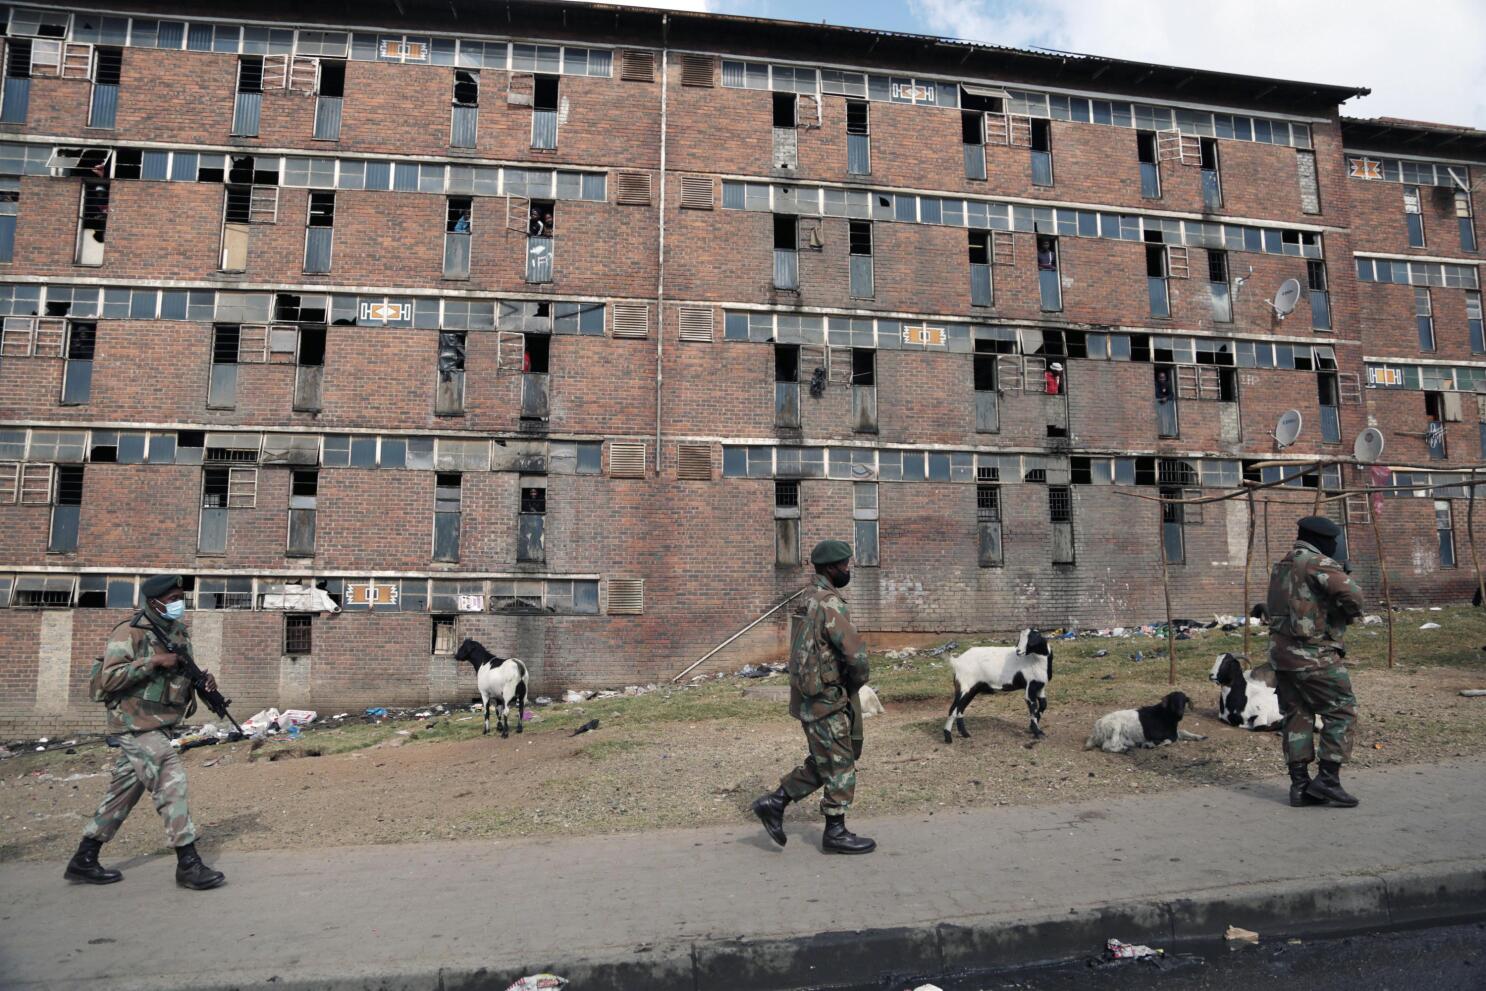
left=455, top=639, right=529, bottom=738
left=942, top=629, right=1052, bottom=744
left=1210, top=653, right=1283, bottom=731
left=1084, top=691, right=1206, bottom=753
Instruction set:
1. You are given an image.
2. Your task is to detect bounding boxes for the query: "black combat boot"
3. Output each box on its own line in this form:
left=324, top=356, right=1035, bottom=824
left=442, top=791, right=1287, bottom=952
left=63, top=837, right=123, bottom=885
left=1288, top=762, right=1326, bottom=807
left=1305, top=760, right=1359, bottom=808
left=174, top=843, right=227, bottom=890
left=822, top=815, right=876, bottom=855
left=751, top=787, right=791, bottom=847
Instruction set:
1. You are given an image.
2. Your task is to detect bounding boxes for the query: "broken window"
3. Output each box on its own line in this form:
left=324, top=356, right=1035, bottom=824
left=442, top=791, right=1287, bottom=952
left=969, top=230, right=992, bottom=306
left=435, top=331, right=467, bottom=415
left=1145, top=240, right=1170, bottom=318
left=233, top=56, right=263, bottom=136
left=444, top=196, right=472, bottom=279
left=517, top=475, right=545, bottom=563
left=75, top=181, right=108, bottom=266
left=977, top=482, right=1002, bottom=566
left=88, top=46, right=122, bottom=129
left=1207, top=249, right=1232, bottom=322
left=846, top=100, right=870, bottom=175
left=1416, top=286, right=1434, bottom=351
left=431, top=615, right=456, bottom=653
left=288, top=469, right=317, bottom=556
left=304, top=191, right=334, bottom=273
left=774, top=214, right=798, bottom=290
left=312, top=59, right=345, bottom=141
left=775, top=479, right=800, bottom=566
left=208, top=325, right=239, bottom=409
left=60, top=322, right=96, bottom=405
left=294, top=326, right=325, bottom=411
left=1037, top=236, right=1061, bottom=311
left=284, top=614, right=313, bottom=655
left=1199, top=138, right=1221, bottom=210
left=1137, top=131, right=1160, bottom=198
left=1404, top=185, right=1424, bottom=248
left=451, top=69, right=479, bottom=147
left=1307, top=260, right=1331, bottom=330
left=974, top=342, right=999, bottom=433
left=2, top=38, right=41, bottom=123
left=14, top=575, right=75, bottom=608
left=47, top=464, right=83, bottom=553
left=772, top=91, right=796, bottom=128
left=1029, top=118, right=1053, bottom=186
left=849, top=220, right=873, bottom=298
left=775, top=343, right=800, bottom=429
left=532, top=75, right=558, bottom=149
left=433, top=472, right=461, bottom=561
left=962, top=110, right=986, bottom=180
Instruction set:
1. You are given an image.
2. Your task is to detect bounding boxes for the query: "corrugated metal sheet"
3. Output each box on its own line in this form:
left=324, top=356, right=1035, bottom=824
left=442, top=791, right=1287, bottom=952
left=970, top=264, right=992, bottom=306
left=1, top=78, right=29, bottom=124
left=531, top=109, right=558, bottom=150
left=526, top=235, right=553, bottom=283
left=313, top=96, right=342, bottom=140
left=88, top=83, right=117, bottom=129
left=773, top=249, right=797, bottom=290
left=850, top=256, right=874, bottom=298
left=304, top=228, right=333, bottom=273
left=231, top=92, right=261, bottom=137
left=443, top=232, right=470, bottom=280
left=451, top=105, right=478, bottom=148
left=964, top=144, right=986, bottom=180
left=975, top=391, right=999, bottom=433
left=847, top=134, right=870, bottom=175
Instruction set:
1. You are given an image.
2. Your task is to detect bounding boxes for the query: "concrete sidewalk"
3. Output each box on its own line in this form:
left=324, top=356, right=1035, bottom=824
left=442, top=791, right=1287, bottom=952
left=2, top=759, right=1484, bottom=991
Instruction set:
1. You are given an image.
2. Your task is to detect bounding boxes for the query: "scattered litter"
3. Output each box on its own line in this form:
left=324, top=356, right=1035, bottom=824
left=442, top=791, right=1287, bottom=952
left=1105, top=938, right=1163, bottom=961
left=1460, top=690, right=1486, bottom=698
left=925, top=641, right=960, bottom=657
left=534, top=696, right=554, bottom=706
left=397, top=730, right=411, bottom=736
left=858, top=685, right=885, bottom=717
left=505, top=976, right=567, bottom=991
left=279, top=709, right=317, bottom=729
left=884, top=648, right=918, bottom=660
left=1093, top=649, right=1108, bottom=658
left=1130, top=652, right=1145, bottom=663
left=571, top=719, right=600, bottom=737
left=1362, top=615, right=1383, bottom=625
left=1099, top=673, right=1115, bottom=681
left=738, top=664, right=772, bottom=679
left=365, top=707, right=388, bottom=718
left=1225, top=926, right=1259, bottom=944
left=562, top=690, right=587, bottom=704
left=1420, top=622, right=1441, bottom=630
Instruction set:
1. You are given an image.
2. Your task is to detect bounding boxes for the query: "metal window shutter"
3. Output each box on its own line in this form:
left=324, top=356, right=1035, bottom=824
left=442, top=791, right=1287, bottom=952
left=620, top=50, right=655, bottom=82
left=680, top=53, right=716, bottom=87
left=238, top=325, right=269, bottom=363
left=607, top=441, right=647, bottom=478
left=990, top=230, right=1015, bottom=265
left=611, top=302, right=649, bottom=338
left=28, top=40, right=62, bottom=76
left=615, top=171, right=653, bottom=205
left=0, top=462, right=17, bottom=503
left=1344, top=494, right=1371, bottom=525
left=1, top=317, right=35, bottom=357
left=288, top=55, right=319, bottom=94
left=995, top=353, right=1023, bottom=391
left=606, top=578, right=644, bottom=614
left=262, top=54, right=290, bottom=89
left=250, top=185, right=278, bottom=224
left=227, top=467, right=258, bottom=508
left=1337, top=372, right=1363, bottom=406
left=983, top=112, right=1009, bottom=146
left=33, top=318, right=65, bottom=358
left=19, top=463, right=53, bottom=504
left=1006, top=114, right=1033, bottom=147
left=1175, top=364, right=1200, bottom=399
left=1023, top=355, right=1048, bottom=392
left=59, top=42, right=92, bottom=79
left=678, top=175, right=714, bottom=210
left=1166, top=245, right=1190, bottom=278
left=677, top=305, right=714, bottom=342
left=676, top=442, right=713, bottom=480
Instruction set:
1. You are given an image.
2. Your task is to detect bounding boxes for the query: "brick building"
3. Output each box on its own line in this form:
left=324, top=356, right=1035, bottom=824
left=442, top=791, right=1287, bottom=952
left=0, top=1, right=1480, bottom=734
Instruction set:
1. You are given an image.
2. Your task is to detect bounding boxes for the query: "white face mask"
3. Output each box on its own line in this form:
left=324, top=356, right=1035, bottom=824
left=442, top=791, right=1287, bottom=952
left=160, top=600, right=186, bottom=621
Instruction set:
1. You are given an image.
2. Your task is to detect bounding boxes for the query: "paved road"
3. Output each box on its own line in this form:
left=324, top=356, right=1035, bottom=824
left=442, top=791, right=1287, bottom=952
left=1, top=759, right=1484, bottom=990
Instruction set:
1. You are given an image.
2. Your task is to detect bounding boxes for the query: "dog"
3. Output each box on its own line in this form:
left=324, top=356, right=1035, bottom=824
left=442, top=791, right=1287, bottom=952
left=1084, top=691, right=1207, bottom=754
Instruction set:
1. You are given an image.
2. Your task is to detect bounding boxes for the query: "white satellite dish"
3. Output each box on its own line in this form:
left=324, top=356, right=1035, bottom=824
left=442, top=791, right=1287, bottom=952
left=1353, top=427, right=1385, bottom=463
left=1267, top=278, right=1303, bottom=320
left=1273, top=409, right=1303, bottom=448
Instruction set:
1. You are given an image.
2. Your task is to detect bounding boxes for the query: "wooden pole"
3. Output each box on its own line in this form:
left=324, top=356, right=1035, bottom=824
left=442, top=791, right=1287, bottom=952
left=1263, top=498, right=1272, bottom=569
left=1470, top=468, right=1486, bottom=613
left=1311, top=461, right=1326, bottom=513
left=1244, top=488, right=1257, bottom=661
left=1370, top=513, right=1395, bottom=669
left=1159, top=493, right=1177, bottom=686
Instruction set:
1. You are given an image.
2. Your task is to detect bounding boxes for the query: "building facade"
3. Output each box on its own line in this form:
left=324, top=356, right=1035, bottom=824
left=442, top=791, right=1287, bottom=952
left=0, top=0, right=1480, bottom=734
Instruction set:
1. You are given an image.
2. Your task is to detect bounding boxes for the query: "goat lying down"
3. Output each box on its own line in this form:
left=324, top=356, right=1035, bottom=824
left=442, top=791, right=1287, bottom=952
left=455, top=639, right=529, bottom=738
left=1210, top=653, right=1283, bottom=731
left=943, top=629, right=1052, bottom=744
left=1084, top=691, right=1206, bottom=754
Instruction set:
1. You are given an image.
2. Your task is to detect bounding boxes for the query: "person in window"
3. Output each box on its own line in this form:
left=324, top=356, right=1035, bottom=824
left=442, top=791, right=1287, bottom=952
left=1036, top=237, right=1056, bottom=270
left=1044, top=362, right=1063, bottom=395
left=451, top=209, right=470, bottom=234
left=1155, top=369, right=1173, bottom=403
left=542, top=210, right=555, bottom=236
left=528, top=207, right=544, bottom=236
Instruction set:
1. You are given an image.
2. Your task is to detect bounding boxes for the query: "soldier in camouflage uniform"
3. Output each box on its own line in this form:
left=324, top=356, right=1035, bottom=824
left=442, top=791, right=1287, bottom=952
left=1266, top=516, right=1366, bottom=808
left=64, top=574, right=227, bottom=889
left=752, top=539, right=876, bottom=854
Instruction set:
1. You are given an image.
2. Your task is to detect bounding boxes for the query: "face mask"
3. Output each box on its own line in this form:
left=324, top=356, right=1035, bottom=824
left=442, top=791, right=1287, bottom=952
left=829, top=569, right=851, bottom=589
left=160, top=600, right=186, bottom=621
left=1308, top=535, right=1339, bottom=561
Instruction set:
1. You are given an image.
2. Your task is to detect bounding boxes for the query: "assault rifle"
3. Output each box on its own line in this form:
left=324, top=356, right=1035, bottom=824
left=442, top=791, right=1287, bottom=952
left=132, top=612, right=245, bottom=738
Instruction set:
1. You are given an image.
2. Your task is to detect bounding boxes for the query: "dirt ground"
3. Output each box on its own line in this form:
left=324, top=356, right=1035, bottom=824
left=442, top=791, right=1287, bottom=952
left=4, top=607, right=1485, bottom=864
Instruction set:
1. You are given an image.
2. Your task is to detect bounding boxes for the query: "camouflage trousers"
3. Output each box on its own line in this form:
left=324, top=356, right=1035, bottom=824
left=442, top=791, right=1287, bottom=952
left=1276, top=663, right=1357, bottom=765
left=780, top=710, right=858, bottom=815
left=83, top=729, right=197, bottom=847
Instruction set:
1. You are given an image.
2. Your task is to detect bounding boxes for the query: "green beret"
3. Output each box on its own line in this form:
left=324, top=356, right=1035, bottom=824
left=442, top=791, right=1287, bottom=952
left=1297, top=516, right=1341, bottom=540
left=809, top=539, right=853, bottom=565
left=140, top=574, right=184, bottom=599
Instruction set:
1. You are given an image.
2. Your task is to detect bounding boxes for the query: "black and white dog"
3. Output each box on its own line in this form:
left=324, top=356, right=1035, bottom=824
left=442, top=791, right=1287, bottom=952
left=1084, top=691, right=1206, bottom=753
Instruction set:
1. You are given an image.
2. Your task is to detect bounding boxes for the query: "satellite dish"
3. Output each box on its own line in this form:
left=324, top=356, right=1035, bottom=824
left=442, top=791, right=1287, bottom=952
left=1353, top=427, right=1385, bottom=463
left=1267, top=278, right=1303, bottom=320
left=1273, top=409, right=1303, bottom=448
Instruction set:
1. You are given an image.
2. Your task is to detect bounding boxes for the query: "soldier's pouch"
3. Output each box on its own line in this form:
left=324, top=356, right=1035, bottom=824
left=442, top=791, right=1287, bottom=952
left=163, top=674, right=193, bottom=707
left=86, top=657, right=113, bottom=704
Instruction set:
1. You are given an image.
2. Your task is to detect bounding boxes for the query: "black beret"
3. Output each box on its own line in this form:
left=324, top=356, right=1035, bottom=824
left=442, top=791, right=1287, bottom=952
left=140, top=574, right=184, bottom=599
left=1297, top=516, right=1341, bottom=539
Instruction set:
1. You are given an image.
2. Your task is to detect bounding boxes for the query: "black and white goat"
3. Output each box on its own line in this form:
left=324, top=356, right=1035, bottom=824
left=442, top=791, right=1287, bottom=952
left=455, top=639, right=529, bottom=738
left=1084, top=691, right=1206, bottom=753
left=942, top=629, right=1052, bottom=744
left=1210, top=653, right=1283, bottom=731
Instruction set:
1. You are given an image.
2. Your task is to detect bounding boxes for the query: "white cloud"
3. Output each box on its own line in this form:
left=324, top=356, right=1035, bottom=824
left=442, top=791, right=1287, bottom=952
left=908, top=0, right=1486, bottom=128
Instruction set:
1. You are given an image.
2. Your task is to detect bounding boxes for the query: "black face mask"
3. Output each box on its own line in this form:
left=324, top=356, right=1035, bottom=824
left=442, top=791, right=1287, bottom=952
left=828, top=567, right=851, bottom=589
left=1308, top=534, right=1339, bottom=560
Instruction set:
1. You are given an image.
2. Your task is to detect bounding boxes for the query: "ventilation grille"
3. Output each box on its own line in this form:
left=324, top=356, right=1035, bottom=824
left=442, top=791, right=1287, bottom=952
left=676, top=442, right=713, bottom=480
left=680, top=54, right=716, bottom=87
left=615, top=171, right=653, bottom=205
left=606, top=578, right=645, bottom=615
left=677, top=305, right=714, bottom=342
left=620, top=50, right=656, bottom=82
left=608, top=441, right=647, bottom=478
left=679, top=175, right=714, bottom=210
left=611, top=302, right=650, bottom=339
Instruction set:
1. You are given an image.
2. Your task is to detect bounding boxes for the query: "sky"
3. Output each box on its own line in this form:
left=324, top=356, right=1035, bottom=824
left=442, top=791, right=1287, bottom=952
left=622, top=0, right=1486, bottom=129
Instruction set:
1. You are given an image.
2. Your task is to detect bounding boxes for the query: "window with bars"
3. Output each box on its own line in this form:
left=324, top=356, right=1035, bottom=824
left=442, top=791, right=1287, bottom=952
left=233, top=56, right=263, bottom=136
left=89, top=47, right=122, bottom=129
left=283, top=614, right=313, bottom=654
left=209, top=325, right=239, bottom=409
left=1404, top=186, right=1425, bottom=247
left=432, top=615, right=456, bottom=654
left=978, top=483, right=1002, bottom=566
left=1048, top=484, right=1074, bottom=564
left=775, top=479, right=800, bottom=566
left=1307, top=259, right=1331, bottom=330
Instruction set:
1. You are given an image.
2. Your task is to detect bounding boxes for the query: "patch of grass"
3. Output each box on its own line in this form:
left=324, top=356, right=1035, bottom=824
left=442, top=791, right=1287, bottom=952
left=578, top=738, right=651, bottom=761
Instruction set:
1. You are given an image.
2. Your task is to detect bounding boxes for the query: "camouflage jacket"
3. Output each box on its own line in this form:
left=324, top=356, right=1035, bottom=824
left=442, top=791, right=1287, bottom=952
left=96, top=615, right=196, bottom=734
left=788, top=577, right=870, bottom=723
left=1266, top=540, right=1366, bottom=671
